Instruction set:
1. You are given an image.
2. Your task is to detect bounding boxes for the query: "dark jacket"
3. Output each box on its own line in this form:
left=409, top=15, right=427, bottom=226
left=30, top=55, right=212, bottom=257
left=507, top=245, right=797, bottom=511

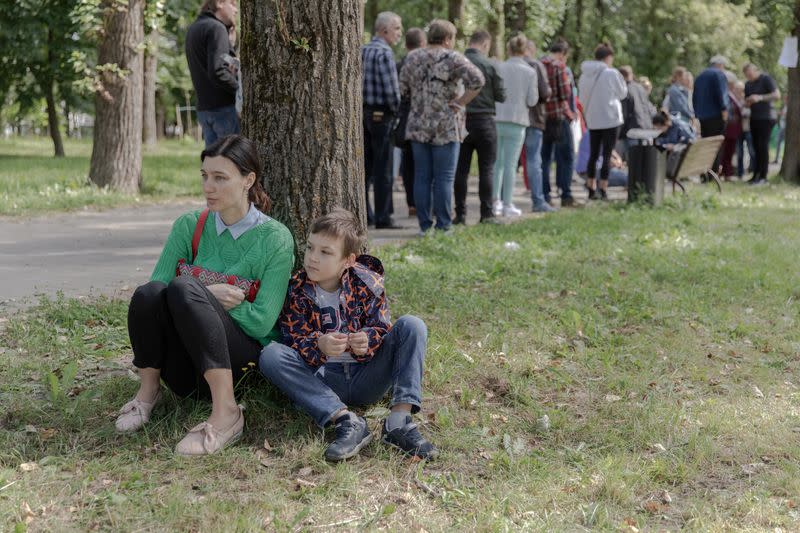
left=464, top=48, right=506, bottom=116
left=185, top=13, right=238, bottom=111
left=279, top=255, right=391, bottom=367
left=692, top=67, right=729, bottom=121
left=524, top=57, right=552, bottom=130
left=622, top=80, right=655, bottom=133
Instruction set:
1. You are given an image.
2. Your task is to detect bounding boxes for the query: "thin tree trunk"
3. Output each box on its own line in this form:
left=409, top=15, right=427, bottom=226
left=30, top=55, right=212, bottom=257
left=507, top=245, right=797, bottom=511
left=64, top=99, right=71, bottom=139
left=448, top=0, right=465, bottom=39
left=487, top=0, right=505, bottom=59
left=142, top=28, right=159, bottom=146
left=44, top=78, right=65, bottom=157
left=155, top=95, right=166, bottom=139
left=242, top=0, right=365, bottom=264
left=365, top=0, right=379, bottom=34
left=781, top=1, right=800, bottom=183
left=89, top=0, right=144, bottom=193
left=504, top=0, right=526, bottom=35
left=574, top=0, right=584, bottom=62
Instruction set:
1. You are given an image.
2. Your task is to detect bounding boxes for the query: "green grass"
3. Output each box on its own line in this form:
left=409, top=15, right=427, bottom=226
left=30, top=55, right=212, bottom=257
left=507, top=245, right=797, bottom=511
left=3, top=185, right=800, bottom=531
left=0, top=137, right=202, bottom=216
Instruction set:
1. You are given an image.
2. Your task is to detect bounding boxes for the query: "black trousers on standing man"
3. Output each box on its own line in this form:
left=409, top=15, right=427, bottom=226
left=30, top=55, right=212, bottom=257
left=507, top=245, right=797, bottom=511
left=363, top=105, right=395, bottom=227
left=454, top=114, right=498, bottom=221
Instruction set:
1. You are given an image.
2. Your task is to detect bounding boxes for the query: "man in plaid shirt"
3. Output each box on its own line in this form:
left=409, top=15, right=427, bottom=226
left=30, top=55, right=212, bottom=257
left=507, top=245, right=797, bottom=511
left=362, top=12, right=403, bottom=229
left=540, top=38, right=578, bottom=207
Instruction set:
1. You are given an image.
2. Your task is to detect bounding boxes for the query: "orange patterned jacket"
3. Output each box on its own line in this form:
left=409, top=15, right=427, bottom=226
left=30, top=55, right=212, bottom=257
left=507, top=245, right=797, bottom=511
left=278, top=255, right=392, bottom=367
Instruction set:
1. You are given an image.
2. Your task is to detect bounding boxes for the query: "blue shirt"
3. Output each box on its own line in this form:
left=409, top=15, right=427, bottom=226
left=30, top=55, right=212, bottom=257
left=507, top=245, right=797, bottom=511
left=692, top=68, right=729, bottom=120
left=665, top=83, right=693, bottom=123
left=214, top=203, right=270, bottom=240
left=361, top=37, right=400, bottom=112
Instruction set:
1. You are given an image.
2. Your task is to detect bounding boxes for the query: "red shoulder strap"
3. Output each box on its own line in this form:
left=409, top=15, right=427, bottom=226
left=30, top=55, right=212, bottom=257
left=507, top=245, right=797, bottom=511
left=192, top=209, right=209, bottom=262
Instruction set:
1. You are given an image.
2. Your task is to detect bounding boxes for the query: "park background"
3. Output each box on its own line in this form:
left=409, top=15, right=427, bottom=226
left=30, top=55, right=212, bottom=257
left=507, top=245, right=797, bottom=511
left=2, top=0, right=800, bottom=531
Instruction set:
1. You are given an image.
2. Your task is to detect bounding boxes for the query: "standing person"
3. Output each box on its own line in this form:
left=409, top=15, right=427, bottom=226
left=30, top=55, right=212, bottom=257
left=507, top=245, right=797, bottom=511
left=743, top=63, right=780, bottom=185
left=579, top=43, right=627, bottom=200
left=396, top=28, right=427, bottom=219
left=618, top=65, right=655, bottom=159
left=452, top=30, right=506, bottom=225
left=693, top=56, right=730, bottom=173
left=117, top=135, right=294, bottom=455
left=185, top=0, right=240, bottom=148
left=523, top=39, right=555, bottom=213
left=491, top=35, right=538, bottom=218
left=362, top=12, right=403, bottom=229
left=662, top=67, right=694, bottom=124
left=399, top=19, right=484, bottom=234
left=540, top=38, right=578, bottom=207
left=735, top=80, right=756, bottom=179
left=720, top=73, right=743, bottom=180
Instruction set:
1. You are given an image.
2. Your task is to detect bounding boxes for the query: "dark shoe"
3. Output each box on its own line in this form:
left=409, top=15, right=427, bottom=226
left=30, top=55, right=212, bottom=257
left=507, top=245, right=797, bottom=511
left=598, top=188, right=609, bottom=201
left=324, top=414, right=372, bottom=462
left=561, top=197, right=579, bottom=208
left=408, top=207, right=417, bottom=217
left=452, top=214, right=466, bottom=225
left=749, top=178, right=768, bottom=186
left=585, top=183, right=598, bottom=200
left=746, top=174, right=761, bottom=184
left=375, top=220, right=406, bottom=230
left=381, top=416, right=438, bottom=460
left=480, top=216, right=501, bottom=224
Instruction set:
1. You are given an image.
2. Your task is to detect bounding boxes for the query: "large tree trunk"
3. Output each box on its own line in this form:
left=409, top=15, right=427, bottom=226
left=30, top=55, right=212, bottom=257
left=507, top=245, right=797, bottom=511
left=242, top=0, right=365, bottom=262
left=781, top=2, right=800, bottom=183
left=448, top=0, right=465, bottom=39
left=44, top=78, right=65, bottom=157
left=487, top=0, right=505, bottom=59
left=142, top=28, right=159, bottom=146
left=89, top=0, right=144, bottom=193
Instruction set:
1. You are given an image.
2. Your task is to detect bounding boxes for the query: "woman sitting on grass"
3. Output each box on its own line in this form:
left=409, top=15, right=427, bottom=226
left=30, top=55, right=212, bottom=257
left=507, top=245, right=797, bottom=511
left=116, top=135, right=294, bottom=456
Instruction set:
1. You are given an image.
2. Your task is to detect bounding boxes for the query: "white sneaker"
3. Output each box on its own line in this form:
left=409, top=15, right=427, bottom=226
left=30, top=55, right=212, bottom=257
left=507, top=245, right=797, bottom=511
left=492, top=200, right=503, bottom=217
left=503, top=204, right=522, bottom=217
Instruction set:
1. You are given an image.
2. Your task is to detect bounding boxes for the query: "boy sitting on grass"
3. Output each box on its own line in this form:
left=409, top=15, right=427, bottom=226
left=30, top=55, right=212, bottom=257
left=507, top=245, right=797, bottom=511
left=259, top=209, right=437, bottom=461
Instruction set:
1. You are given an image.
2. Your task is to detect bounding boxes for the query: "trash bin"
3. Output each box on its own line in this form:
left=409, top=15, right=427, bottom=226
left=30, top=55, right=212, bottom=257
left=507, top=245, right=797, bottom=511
left=627, top=128, right=666, bottom=206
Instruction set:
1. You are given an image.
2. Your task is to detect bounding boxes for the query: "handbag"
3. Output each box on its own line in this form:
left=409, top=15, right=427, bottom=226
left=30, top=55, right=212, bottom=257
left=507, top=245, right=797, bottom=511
left=175, top=209, right=261, bottom=303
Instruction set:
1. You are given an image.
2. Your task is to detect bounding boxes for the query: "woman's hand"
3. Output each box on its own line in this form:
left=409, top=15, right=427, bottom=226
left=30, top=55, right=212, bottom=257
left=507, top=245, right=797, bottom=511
left=448, top=100, right=465, bottom=113
left=206, top=283, right=245, bottom=310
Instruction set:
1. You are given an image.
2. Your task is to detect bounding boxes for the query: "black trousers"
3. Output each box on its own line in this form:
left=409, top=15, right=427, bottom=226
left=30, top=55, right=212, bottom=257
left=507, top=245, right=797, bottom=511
left=128, top=276, right=261, bottom=398
left=454, top=114, right=497, bottom=220
left=700, top=116, right=726, bottom=173
left=587, top=126, right=619, bottom=182
left=363, top=106, right=395, bottom=225
left=749, top=119, right=775, bottom=181
left=400, top=144, right=415, bottom=208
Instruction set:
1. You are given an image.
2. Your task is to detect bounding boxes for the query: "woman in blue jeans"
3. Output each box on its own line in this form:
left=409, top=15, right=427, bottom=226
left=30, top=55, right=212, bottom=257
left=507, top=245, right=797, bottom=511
left=492, top=35, right=539, bottom=217
left=399, top=19, right=484, bottom=233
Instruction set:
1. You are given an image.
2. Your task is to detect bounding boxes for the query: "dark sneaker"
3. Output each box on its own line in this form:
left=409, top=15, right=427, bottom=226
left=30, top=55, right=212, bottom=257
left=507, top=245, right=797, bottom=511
left=381, top=416, right=438, bottom=460
left=324, top=414, right=372, bottom=462
left=561, top=197, right=579, bottom=208
left=452, top=214, right=466, bottom=225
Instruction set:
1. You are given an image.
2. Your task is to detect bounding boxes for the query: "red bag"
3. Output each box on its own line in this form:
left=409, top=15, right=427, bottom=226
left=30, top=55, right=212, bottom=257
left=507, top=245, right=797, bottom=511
left=175, top=209, right=261, bottom=303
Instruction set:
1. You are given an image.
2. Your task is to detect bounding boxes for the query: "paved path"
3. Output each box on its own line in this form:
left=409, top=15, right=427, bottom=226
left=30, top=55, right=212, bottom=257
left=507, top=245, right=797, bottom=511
left=0, top=178, right=608, bottom=311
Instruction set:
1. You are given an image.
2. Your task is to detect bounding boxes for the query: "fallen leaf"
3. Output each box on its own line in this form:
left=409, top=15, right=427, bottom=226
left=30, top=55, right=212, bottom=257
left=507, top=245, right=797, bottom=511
left=24, top=425, right=37, bottom=433
left=262, top=439, right=273, bottom=452
left=297, top=466, right=313, bottom=477
left=751, top=385, right=765, bottom=398
left=605, top=394, right=622, bottom=402
left=651, top=443, right=667, bottom=453
left=40, top=428, right=57, bottom=440
left=642, top=501, right=665, bottom=514
left=295, top=478, right=317, bottom=490
left=21, top=502, right=35, bottom=524
left=19, top=462, right=38, bottom=472
left=660, top=490, right=672, bottom=504
left=536, top=414, right=551, bottom=432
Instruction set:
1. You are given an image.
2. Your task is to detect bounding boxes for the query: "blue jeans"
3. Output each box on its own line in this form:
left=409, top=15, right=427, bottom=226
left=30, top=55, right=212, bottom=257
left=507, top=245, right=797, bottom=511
left=493, top=122, right=526, bottom=206
left=737, top=131, right=755, bottom=177
left=259, top=316, right=427, bottom=427
left=524, top=127, right=546, bottom=208
left=541, top=119, right=575, bottom=201
left=411, top=142, right=460, bottom=231
left=196, top=105, right=240, bottom=148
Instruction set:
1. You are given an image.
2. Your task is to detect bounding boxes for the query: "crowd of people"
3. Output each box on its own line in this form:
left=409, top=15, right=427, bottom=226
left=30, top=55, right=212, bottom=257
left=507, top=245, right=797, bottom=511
left=361, top=12, right=787, bottom=234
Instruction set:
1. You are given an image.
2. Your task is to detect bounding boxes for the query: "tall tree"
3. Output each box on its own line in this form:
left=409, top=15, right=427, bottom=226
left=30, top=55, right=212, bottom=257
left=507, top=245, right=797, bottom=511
left=89, top=0, right=145, bottom=193
left=486, top=0, right=505, bottom=58
left=448, top=0, right=465, bottom=38
left=241, top=0, right=365, bottom=260
left=781, top=0, right=800, bottom=183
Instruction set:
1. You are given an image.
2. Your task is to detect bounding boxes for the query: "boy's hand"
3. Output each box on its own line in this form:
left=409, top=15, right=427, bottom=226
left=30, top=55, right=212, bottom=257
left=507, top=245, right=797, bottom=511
left=348, top=331, right=369, bottom=356
left=318, top=333, right=348, bottom=357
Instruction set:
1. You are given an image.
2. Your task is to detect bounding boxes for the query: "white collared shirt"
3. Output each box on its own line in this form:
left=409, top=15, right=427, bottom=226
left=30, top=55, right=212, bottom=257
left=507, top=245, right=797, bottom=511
left=214, top=203, right=270, bottom=240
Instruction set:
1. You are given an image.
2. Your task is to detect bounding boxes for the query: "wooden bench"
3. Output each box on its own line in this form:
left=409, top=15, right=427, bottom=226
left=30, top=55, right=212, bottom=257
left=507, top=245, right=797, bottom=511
left=666, top=135, right=725, bottom=194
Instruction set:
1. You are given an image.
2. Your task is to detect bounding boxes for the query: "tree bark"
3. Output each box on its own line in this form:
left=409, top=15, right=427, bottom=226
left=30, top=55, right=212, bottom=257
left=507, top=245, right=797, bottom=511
left=487, top=0, right=505, bottom=59
left=781, top=1, right=800, bottom=183
left=44, top=78, right=65, bottom=157
left=242, top=0, right=365, bottom=262
left=504, top=0, right=526, bottom=35
left=142, top=28, right=159, bottom=146
left=89, top=0, right=144, bottom=193
left=448, top=0, right=465, bottom=39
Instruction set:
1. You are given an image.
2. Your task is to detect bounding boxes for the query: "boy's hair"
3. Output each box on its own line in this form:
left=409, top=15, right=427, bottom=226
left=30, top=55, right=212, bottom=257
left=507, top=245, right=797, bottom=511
left=309, top=209, right=365, bottom=257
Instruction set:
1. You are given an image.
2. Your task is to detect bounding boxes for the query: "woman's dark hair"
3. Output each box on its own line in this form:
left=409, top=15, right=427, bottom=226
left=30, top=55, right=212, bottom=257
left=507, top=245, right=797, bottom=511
left=594, top=42, right=614, bottom=61
left=652, top=111, right=672, bottom=127
left=549, top=37, right=569, bottom=54
left=201, top=135, right=272, bottom=214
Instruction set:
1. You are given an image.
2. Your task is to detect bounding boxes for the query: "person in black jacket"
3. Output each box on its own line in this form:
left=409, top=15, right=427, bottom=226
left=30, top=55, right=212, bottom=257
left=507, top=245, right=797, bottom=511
left=186, top=0, right=240, bottom=148
left=453, top=30, right=506, bottom=224
left=618, top=65, right=655, bottom=159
